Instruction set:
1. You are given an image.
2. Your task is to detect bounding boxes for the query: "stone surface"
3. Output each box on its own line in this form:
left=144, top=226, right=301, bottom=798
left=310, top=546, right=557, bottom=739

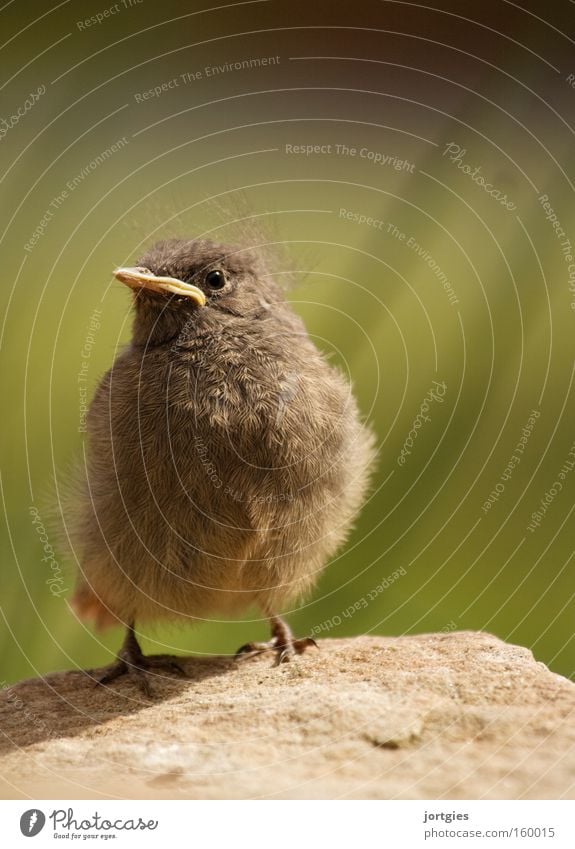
left=0, top=632, right=574, bottom=799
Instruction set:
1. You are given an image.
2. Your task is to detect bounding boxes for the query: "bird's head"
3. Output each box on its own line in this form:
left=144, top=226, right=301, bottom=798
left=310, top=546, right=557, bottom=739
left=115, top=238, right=287, bottom=346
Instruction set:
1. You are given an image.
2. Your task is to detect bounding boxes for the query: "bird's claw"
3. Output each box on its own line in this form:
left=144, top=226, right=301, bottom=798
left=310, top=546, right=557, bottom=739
left=90, top=653, right=187, bottom=698
left=235, top=641, right=269, bottom=660
left=235, top=634, right=318, bottom=666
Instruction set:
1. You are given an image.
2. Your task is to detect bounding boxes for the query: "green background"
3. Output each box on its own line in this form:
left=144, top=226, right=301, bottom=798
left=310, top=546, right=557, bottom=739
left=1, top=0, right=574, bottom=684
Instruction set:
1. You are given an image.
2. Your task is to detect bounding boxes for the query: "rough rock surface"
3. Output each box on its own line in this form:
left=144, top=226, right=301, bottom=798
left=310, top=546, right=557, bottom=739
left=1, top=632, right=574, bottom=799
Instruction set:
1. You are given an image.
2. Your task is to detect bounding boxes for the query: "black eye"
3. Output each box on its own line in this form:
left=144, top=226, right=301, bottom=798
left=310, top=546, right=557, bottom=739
left=205, top=269, right=226, bottom=290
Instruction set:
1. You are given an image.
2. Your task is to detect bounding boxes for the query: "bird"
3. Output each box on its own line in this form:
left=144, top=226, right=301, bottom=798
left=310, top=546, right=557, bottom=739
left=70, top=237, right=376, bottom=695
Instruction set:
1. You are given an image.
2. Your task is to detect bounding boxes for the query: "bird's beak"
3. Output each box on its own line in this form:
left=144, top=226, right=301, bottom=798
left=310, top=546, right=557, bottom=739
left=113, top=266, right=206, bottom=306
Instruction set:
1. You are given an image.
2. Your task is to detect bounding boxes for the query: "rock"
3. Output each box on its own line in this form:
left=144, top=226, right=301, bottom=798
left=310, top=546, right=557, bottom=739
left=1, top=632, right=573, bottom=799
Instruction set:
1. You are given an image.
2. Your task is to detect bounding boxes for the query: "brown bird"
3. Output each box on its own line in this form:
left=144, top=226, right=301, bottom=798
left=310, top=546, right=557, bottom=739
left=70, top=238, right=375, bottom=694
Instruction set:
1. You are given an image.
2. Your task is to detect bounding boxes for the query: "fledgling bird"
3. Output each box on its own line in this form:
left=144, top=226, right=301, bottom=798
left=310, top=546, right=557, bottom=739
left=70, top=238, right=376, bottom=694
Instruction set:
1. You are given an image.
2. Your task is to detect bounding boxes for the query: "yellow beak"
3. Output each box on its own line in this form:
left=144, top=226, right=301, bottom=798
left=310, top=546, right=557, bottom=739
left=114, top=266, right=206, bottom=306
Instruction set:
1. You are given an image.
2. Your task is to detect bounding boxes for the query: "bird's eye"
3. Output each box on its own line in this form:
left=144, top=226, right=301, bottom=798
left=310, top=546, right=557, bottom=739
left=205, top=269, right=226, bottom=290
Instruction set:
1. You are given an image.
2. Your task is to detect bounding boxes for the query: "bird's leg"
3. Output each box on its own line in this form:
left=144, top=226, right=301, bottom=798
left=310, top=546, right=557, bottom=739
left=236, top=614, right=318, bottom=665
left=90, top=622, right=186, bottom=697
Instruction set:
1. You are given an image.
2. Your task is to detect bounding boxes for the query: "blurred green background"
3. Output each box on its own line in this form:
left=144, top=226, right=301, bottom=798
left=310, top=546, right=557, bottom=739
left=1, top=0, right=574, bottom=684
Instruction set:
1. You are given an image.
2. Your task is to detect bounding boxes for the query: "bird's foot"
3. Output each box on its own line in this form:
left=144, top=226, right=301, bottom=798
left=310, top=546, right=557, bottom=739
left=88, top=626, right=186, bottom=697
left=235, top=616, right=318, bottom=666
left=235, top=636, right=318, bottom=665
